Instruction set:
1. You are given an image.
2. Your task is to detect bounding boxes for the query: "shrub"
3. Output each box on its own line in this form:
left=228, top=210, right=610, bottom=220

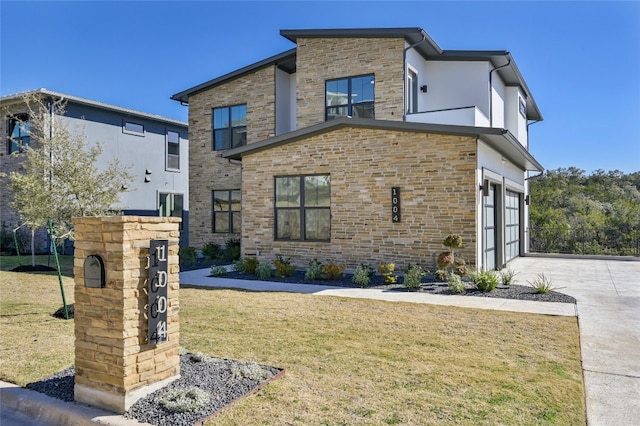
left=178, top=247, right=197, bottom=267
left=305, top=259, right=323, bottom=280
left=454, top=258, right=467, bottom=276
left=202, top=242, right=222, bottom=260
left=437, top=252, right=455, bottom=269
left=243, top=257, right=259, bottom=275
left=378, top=263, right=397, bottom=284
left=322, top=262, right=346, bottom=280
left=499, top=268, right=518, bottom=285
left=448, top=274, right=465, bottom=293
left=222, top=238, right=241, bottom=261
left=529, top=273, right=555, bottom=294
left=404, top=265, right=426, bottom=289
left=273, top=255, right=296, bottom=277
left=434, top=269, right=448, bottom=281
left=468, top=269, right=499, bottom=292
left=232, top=259, right=246, bottom=272
left=443, top=234, right=463, bottom=249
left=157, top=387, right=210, bottom=413
left=210, top=265, right=227, bottom=277
left=255, top=262, right=273, bottom=279
left=352, top=264, right=374, bottom=287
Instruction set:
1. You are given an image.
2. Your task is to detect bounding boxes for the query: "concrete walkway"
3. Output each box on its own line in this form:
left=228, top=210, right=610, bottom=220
left=2, top=256, right=637, bottom=425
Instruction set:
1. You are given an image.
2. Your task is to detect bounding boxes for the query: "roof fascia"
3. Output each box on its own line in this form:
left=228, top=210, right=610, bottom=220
left=170, top=48, right=297, bottom=103
left=223, top=118, right=543, bottom=171
left=1, top=88, right=187, bottom=126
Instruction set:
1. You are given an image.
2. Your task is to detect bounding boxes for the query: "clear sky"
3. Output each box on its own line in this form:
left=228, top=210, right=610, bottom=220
left=1, top=1, right=639, bottom=174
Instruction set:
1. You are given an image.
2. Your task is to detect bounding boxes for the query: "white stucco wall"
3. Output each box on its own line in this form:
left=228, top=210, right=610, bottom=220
left=505, top=86, right=528, bottom=147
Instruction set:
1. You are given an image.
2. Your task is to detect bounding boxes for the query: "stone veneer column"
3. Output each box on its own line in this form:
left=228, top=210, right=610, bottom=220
left=73, top=216, right=181, bottom=413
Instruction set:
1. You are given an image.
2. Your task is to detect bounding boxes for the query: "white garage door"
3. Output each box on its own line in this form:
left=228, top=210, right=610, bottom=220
left=505, top=190, right=521, bottom=261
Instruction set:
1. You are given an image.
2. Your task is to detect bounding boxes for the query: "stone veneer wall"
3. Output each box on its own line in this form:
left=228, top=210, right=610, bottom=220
left=187, top=65, right=277, bottom=248
left=240, top=127, right=478, bottom=270
left=295, top=37, right=405, bottom=129
left=73, top=216, right=180, bottom=413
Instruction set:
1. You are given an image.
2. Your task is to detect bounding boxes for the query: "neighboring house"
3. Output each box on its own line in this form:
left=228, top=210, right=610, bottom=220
left=0, top=89, right=189, bottom=252
left=171, top=27, right=544, bottom=271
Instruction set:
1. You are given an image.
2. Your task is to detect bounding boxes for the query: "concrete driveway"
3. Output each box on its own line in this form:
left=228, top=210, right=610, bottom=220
left=510, top=256, right=640, bottom=426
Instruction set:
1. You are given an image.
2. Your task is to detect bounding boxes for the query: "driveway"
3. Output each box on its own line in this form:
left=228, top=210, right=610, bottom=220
left=510, top=256, right=640, bottom=426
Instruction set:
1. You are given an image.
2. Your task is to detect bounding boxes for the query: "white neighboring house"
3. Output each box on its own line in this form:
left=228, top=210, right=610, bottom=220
left=0, top=89, right=189, bottom=253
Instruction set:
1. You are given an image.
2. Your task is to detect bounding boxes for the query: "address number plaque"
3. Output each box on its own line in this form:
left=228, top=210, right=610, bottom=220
left=392, top=187, right=401, bottom=223
left=148, top=239, right=169, bottom=344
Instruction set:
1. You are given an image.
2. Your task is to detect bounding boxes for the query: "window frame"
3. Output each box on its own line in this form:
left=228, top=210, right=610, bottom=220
left=407, top=67, right=419, bottom=114
left=325, top=74, right=375, bottom=121
left=212, top=104, right=247, bottom=151
left=158, top=192, right=184, bottom=229
left=212, top=189, right=241, bottom=233
left=519, top=98, right=527, bottom=118
left=274, top=174, right=331, bottom=242
left=7, top=114, right=31, bottom=154
left=123, top=120, right=145, bottom=136
left=166, top=130, right=180, bottom=171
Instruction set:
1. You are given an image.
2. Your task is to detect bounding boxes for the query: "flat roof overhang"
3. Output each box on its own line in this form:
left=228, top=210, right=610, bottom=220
left=222, top=118, right=543, bottom=172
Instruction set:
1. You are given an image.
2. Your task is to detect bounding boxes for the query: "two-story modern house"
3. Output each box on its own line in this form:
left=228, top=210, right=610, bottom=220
left=1, top=89, right=189, bottom=252
left=171, top=27, right=543, bottom=271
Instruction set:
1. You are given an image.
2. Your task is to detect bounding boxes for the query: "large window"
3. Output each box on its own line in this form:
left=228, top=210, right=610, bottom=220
left=159, top=193, right=184, bottom=229
left=325, top=74, right=374, bottom=121
left=7, top=114, right=30, bottom=153
left=166, top=130, right=180, bottom=170
left=212, top=190, right=241, bottom=233
left=212, top=105, right=247, bottom=150
left=275, top=175, right=330, bottom=241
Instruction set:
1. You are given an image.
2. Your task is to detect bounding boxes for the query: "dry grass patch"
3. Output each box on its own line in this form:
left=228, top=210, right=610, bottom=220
left=180, top=288, right=584, bottom=425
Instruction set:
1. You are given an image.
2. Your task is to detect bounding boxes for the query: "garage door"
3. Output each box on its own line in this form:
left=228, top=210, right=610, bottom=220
left=505, top=190, right=520, bottom=262
left=483, top=184, right=497, bottom=270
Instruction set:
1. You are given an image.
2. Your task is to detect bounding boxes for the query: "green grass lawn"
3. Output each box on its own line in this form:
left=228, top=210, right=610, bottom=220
left=0, top=269, right=585, bottom=425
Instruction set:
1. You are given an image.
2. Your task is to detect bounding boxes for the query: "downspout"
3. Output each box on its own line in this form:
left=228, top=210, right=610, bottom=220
left=488, top=58, right=511, bottom=127
left=403, top=35, right=427, bottom=122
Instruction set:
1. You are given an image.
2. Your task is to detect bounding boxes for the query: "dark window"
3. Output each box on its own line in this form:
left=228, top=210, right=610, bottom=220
left=325, top=74, right=374, bottom=121
left=275, top=175, right=330, bottom=241
left=407, top=69, right=418, bottom=114
left=159, top=193, right=184, bottom=229
left=124, top=121, right=144, bottom=135
left=167, top=130, right=180, bottom=170
left=7, top=114, right=30, bottom=153
left=212, top=190, right=241, bottom=233
left=213, top=105, right=246, bottom=150
left=519, top=98, right=526, bottom=118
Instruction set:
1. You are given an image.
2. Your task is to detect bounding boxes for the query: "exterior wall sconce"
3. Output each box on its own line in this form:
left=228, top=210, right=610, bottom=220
left=144, top=176, right=151, bottom=183
left=525, top=195, right=530, bottom=205
left=479, top=179, right=489, bottom=196
left=420, top=85, right=428, bottom=93
left=145, top=169, right=152, bottom=175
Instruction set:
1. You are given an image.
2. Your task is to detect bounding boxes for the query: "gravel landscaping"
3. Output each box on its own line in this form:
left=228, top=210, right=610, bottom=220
left=222, top=269, right=577, bottom=304
left=27, top=351, right=283, bottom=426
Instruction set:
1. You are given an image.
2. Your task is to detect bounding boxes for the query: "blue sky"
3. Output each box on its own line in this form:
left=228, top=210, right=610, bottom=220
left=1, top=1, right=639, bottom=174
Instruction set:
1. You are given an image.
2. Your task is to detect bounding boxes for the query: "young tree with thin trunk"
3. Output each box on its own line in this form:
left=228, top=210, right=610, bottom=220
left=4, top=93, right=132, bottom=265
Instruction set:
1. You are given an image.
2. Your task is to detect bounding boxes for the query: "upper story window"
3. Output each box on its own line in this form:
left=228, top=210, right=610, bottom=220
left=325, top=74, right=374, bottom=121
left=275, top=175, right=331, bottom=241
left=7, top=114, right=31, bottom=154
left=519, top=98, right=527, bottom=118
left=212, top=104, right=247, bottom=151
left=123, top=121, right=144, bottom=136
left=407, top=68, right=418, bottom=114
left=166, top=130, right=180, bottom=171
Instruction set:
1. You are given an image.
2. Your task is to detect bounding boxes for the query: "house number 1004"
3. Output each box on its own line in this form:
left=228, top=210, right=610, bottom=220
left=392, top=187, right=401, bottom=223
left=148, top=240, right=169, bottom=344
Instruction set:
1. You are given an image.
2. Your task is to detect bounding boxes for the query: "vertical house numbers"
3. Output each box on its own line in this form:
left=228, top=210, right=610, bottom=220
left=148, top=239, right=169, bottom=344
left=392, top=187, right=401, bottom=222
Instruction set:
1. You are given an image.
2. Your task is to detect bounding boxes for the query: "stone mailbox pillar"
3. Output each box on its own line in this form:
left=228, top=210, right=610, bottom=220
left=73, top=216, right=181, bottom=413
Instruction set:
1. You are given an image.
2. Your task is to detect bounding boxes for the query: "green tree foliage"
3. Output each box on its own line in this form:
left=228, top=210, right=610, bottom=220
left=529, top=168, right=640, bottom=255
left=5, top=94, right=132, bottom=251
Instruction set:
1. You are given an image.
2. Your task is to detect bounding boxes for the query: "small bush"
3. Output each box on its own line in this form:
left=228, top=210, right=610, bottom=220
left=529, top=272, right=555, bottom=294
left=378, top=263, right=397, bottom=284
left=157, top=387, right=210, bottom=413
left=273, top=255, right=296, bottom=277
left=454, top=258, right=467, bottom=276
left=244, top=257, right=259, bottom=275
left=443, top=234, right=463, bottom=249
left=202, top=242, right=222, bottom=260
left=255, top=262, right=273, bottom=279
left=468, top=269, right=499, bottom=292
left=222, top=238, right=241, bottom=261
left=434, top=269, right=448, bottom=281
left=322, top=262, right=346, bottom=280
left=210, top=265, right=227, bottom=277
left=448, top=274, right=465, bottom=293
left=352, top=264, right=373, bottom=287
left=305, top=259, right=323, bottom=280
left=232, top=259, right=246, bottom=272
left=437, top=252, right=454, bottom=269
left=404, top=265, right=426, bottom=289
left=178, top=247, right=197, bottom=267
left=499, top=268, right=518, bottom=285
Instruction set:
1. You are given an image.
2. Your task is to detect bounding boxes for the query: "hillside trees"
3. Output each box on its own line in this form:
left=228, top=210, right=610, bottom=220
left=529, top=168, right=640, bottom=255
left=4, top=94, right=132, bottom=265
